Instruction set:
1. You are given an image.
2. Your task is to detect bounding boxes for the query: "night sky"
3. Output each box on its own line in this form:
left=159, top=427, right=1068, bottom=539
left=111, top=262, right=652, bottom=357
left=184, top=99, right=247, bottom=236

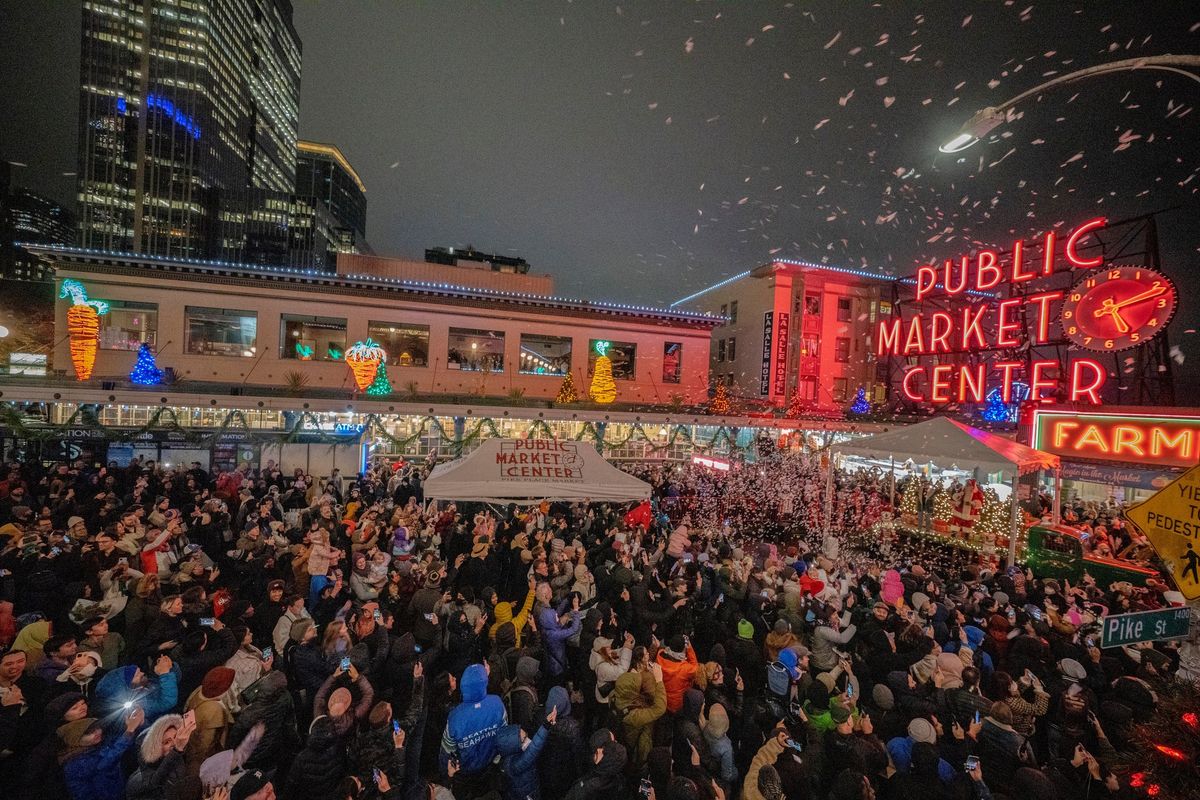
left=2, top=2, right=1198, bottom=388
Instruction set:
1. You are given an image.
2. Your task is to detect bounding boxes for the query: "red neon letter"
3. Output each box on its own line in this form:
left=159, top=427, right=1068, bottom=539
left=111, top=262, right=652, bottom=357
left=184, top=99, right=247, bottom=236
left=877, top=318, right=902, bottom=356
left=961, top=305, right=988, bottom=350
left=903, top=315, right=926, bottom=355
left=1011, top=239, right=1036, bottom=283
left=958, top=364, right=986, bottom=403
left=915, top=265, right=938, bottom=301
left=1031, top=360, right=1058, bottom=402
left=1028, top=291, right=1063, bottom=343
left=1065, top=217, right=1106, bottom=268
left=1042, top=230, right=1057, bottom=276
left=976, top=250, right=1001, bottom=291
left=944, top=257, right=968, bottom=295
left=931, top=365, right=954, bottom=403
left=996, top=299, right=1023, bottom=347
left=994, top=361, right=1022, bottom=403
left=929, top=312, right=953, bottom=353
left=902, top=367, right=926, bottom=402
left=1069, top=359, right=1105, bottom=404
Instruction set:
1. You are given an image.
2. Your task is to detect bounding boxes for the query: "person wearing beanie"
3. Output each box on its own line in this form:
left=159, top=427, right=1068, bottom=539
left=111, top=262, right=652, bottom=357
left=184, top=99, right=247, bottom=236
left=611, top=663, right=667, bottom=770
left=765, top=618, right=798, bottom=663
left=281, top=715, right=346, bottom=800
left=184, top=666, right=236, bottom=779
left=18, top=691, right=88, bottom=800
left=60, top=706, right=143, bottom=800
left=287, top=617, right=327, bottom=703
left=655, top=633, right=699, bottom=714
left=743, top=724, right=788, bottom=800
left=539, top=685, right=589, bottom=799
left=757, top=764, right=785, bottom=800
left=727, top=619, right=762, bottom=694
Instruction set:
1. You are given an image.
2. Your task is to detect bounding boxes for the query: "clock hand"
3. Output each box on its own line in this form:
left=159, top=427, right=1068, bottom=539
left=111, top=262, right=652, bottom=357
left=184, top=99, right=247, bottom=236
left=1109, top=284, right=1166, bottom=311
left=1092, top=298, right=1131, bottom=334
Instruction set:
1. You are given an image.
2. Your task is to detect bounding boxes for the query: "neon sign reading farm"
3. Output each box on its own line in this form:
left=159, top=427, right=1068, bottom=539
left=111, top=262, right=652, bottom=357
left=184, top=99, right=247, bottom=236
left=879, top=218, right=1118, bottom=406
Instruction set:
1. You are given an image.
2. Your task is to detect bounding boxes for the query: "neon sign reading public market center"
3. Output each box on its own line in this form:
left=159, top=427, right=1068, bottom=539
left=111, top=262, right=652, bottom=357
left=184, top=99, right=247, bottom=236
left=877, top=217, right=1134, bottom=406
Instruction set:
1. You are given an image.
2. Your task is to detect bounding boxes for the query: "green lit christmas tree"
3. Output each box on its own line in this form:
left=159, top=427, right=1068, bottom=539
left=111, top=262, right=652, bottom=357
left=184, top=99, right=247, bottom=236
left=366, top=361, right=393, bottom=396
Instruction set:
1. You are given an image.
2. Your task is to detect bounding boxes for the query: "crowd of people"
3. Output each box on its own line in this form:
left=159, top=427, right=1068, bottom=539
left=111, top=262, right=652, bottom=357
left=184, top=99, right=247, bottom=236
left=0, top=451, right=1195, bottom=800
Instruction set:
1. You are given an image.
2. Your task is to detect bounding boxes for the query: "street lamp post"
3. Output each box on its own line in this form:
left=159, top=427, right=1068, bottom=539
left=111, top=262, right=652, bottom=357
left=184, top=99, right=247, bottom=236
left=939, top=55, right=1200, bottom=153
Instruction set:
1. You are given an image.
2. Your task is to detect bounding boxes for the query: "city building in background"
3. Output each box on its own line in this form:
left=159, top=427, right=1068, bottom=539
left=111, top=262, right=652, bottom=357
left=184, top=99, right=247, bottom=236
left=77, top=0, right=302, bottom=260
left=1, top=164, right=75, bottom=281
left=337, top=251, right=555, bottom=295
left=296, top=140, right=368, bottom=257
left=673, top=260, right=887, bottom=413
left=425, top=246, right=530, bottom=274
left=32, top=245, right=717, bottom=406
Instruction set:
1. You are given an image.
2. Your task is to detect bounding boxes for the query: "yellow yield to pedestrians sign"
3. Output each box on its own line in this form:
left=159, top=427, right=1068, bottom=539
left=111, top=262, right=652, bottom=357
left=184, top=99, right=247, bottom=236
left=1125, top=464, right=1200, bottom=601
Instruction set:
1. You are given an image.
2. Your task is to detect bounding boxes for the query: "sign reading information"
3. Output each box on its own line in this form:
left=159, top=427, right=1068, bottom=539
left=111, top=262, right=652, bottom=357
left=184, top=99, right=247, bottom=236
left=1100, top=606, right=1191, bottom=648
left=1124, top=464, right=1200, bottom=601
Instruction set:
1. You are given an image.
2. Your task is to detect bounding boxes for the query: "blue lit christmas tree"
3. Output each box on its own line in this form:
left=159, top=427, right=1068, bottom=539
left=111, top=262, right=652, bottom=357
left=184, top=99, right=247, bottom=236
left=129, top=343, right=163, bottom=385
left=980, top=387, right=1012, bottom=422
left=849, top=386, right=870, bottom=414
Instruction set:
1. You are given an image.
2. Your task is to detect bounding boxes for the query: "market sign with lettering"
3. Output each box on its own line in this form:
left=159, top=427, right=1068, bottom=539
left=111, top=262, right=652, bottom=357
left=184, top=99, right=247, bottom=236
left=1032, top=410, right=1200, bottom=471
left=878, top=217, right=1176, bottom=407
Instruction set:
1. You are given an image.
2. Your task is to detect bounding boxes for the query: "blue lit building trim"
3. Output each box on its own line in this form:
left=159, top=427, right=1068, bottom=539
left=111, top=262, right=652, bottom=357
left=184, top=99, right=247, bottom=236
left=145, top=94, right=201, bottom=140
left=22, top=245, right=724, bottom=327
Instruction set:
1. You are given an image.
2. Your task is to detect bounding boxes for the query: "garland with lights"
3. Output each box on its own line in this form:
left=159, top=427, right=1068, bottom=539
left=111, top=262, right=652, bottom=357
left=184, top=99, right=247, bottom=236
left=1115, top=680, right=1200, bottom=800
left=589, top=341, right=617, bottom=404
left=129, top=343, right=164, bottom=386
left=555, top=372, right=578, bottom=404
left=0, top=403, right=750, bottom=455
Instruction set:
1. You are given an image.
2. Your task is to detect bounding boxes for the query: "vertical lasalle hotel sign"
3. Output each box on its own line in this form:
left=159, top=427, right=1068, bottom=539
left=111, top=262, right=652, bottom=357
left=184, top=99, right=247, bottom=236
left=760, top=311, right=790, bottom=397
left=877, top=217, right=1178, bottom=405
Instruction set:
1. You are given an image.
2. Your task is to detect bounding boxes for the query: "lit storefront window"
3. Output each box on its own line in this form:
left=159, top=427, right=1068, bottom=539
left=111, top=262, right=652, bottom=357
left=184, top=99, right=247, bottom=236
left=518, top=334, right=572, bottom=376
left=448, top=328, right=505, bottom=372
left=101, top=300, right=157, bottom=350
left=281, top=315, right=347, bottom=361
left=590, top=339, right=636, bottom=380
left=185, top=307, right=257, bottom=357
left=663, top=342, right=682, bottom=383
left=368, top=321, right=430, bottom=367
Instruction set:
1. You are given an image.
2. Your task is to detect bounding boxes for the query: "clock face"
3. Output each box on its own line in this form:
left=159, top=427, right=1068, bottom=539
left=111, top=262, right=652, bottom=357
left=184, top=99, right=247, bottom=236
left=1060, top=266, right=1177, bottom=352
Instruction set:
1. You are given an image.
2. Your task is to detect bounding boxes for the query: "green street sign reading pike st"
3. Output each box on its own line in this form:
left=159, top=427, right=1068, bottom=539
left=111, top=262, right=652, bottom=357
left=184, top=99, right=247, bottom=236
left=1100, top=606, right=1191, bottom=648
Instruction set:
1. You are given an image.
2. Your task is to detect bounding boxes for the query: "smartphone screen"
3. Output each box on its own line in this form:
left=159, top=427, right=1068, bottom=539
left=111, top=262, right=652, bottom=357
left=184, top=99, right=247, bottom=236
left=340, top=656, right=351, bottom=671
left=393, top=719, right=401, bottom=735
left=261, top=647, right=272, bottom=661
left=200, top=617, right=215, bottom=626
left=964, top=755, right=980, bottom=772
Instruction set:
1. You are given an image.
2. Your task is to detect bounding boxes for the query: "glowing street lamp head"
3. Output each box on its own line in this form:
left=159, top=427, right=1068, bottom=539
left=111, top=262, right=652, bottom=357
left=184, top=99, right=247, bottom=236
left=939, top=106, right=1005, bottom=153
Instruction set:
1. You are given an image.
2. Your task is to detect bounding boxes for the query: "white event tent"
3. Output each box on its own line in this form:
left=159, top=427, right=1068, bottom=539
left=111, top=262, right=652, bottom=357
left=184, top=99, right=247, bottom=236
left=423, top=438, right=651, bottom=504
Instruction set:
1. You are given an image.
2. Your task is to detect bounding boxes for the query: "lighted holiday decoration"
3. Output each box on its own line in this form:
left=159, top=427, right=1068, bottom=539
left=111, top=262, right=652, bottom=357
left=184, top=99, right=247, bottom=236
left=980, top=382, right=1030, bottom=423
left=345, top=338, right=386, bottom=391
left=555, top=372, right=578, bottom=404
left=709, top=382, right=731, bottom=415
left=365, top=360, right=392, bottom=396
left=849, top=386, right=870, bottom=415
left=60, top=279, right=109, bottom=380
left=129, top=342, right=163, bottom=385
left=1113, top=682, right=1200, bottom=800
left=295, top=343, right=314, bottom=360
left=589, top=341, right=617, bottom=404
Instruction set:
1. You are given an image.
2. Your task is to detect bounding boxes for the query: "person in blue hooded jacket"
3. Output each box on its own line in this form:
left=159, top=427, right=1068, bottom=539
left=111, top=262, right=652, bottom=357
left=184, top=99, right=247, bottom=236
left=59, top=706, right=143, bottom=800
left=497, top=705, right=557, bottom=800
left=440, top=663, right=506, bottom=778
left=539, top=685, right=587, bottom=798
left=94, top=654, right=180, bottom=732
left=534, top=583, right=582, bottom=678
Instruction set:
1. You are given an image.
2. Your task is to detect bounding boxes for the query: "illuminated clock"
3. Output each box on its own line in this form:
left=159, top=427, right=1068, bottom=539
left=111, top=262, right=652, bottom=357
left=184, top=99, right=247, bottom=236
left=1060, top=266, right=1177, bottom=351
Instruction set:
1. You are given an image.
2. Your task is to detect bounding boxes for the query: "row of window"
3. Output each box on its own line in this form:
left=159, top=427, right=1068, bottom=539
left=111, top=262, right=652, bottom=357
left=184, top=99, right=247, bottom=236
left=97, top=302, right=684, bottom=383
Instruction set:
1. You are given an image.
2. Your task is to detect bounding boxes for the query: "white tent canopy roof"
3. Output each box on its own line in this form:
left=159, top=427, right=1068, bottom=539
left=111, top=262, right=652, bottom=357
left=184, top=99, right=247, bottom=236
left=834, top=416, right=1059, bottom=481
left=423, top=438, right=651, bottom=504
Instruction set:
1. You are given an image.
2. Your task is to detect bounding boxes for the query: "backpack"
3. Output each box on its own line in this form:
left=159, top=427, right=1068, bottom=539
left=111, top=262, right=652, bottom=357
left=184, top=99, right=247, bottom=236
left=503, top=684, right=536, bottom=722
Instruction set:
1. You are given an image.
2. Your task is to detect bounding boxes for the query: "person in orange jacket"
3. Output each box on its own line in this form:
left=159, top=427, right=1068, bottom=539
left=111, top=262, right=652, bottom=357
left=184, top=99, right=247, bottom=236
left=655, top=633, right=699, bottom=713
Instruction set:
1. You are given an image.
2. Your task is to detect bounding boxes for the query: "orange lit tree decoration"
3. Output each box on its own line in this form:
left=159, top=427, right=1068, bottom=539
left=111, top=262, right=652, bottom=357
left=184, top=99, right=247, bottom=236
left=345, top=338, right=386, bottom=391
left=60, top=279, right=109, bottom=380
left=589, top=341, right=617, bottom=404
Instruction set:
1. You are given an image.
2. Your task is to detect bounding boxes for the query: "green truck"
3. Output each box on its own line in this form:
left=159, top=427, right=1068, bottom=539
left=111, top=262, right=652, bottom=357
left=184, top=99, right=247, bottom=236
left=1024, top=525, right=1161, bottom=587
